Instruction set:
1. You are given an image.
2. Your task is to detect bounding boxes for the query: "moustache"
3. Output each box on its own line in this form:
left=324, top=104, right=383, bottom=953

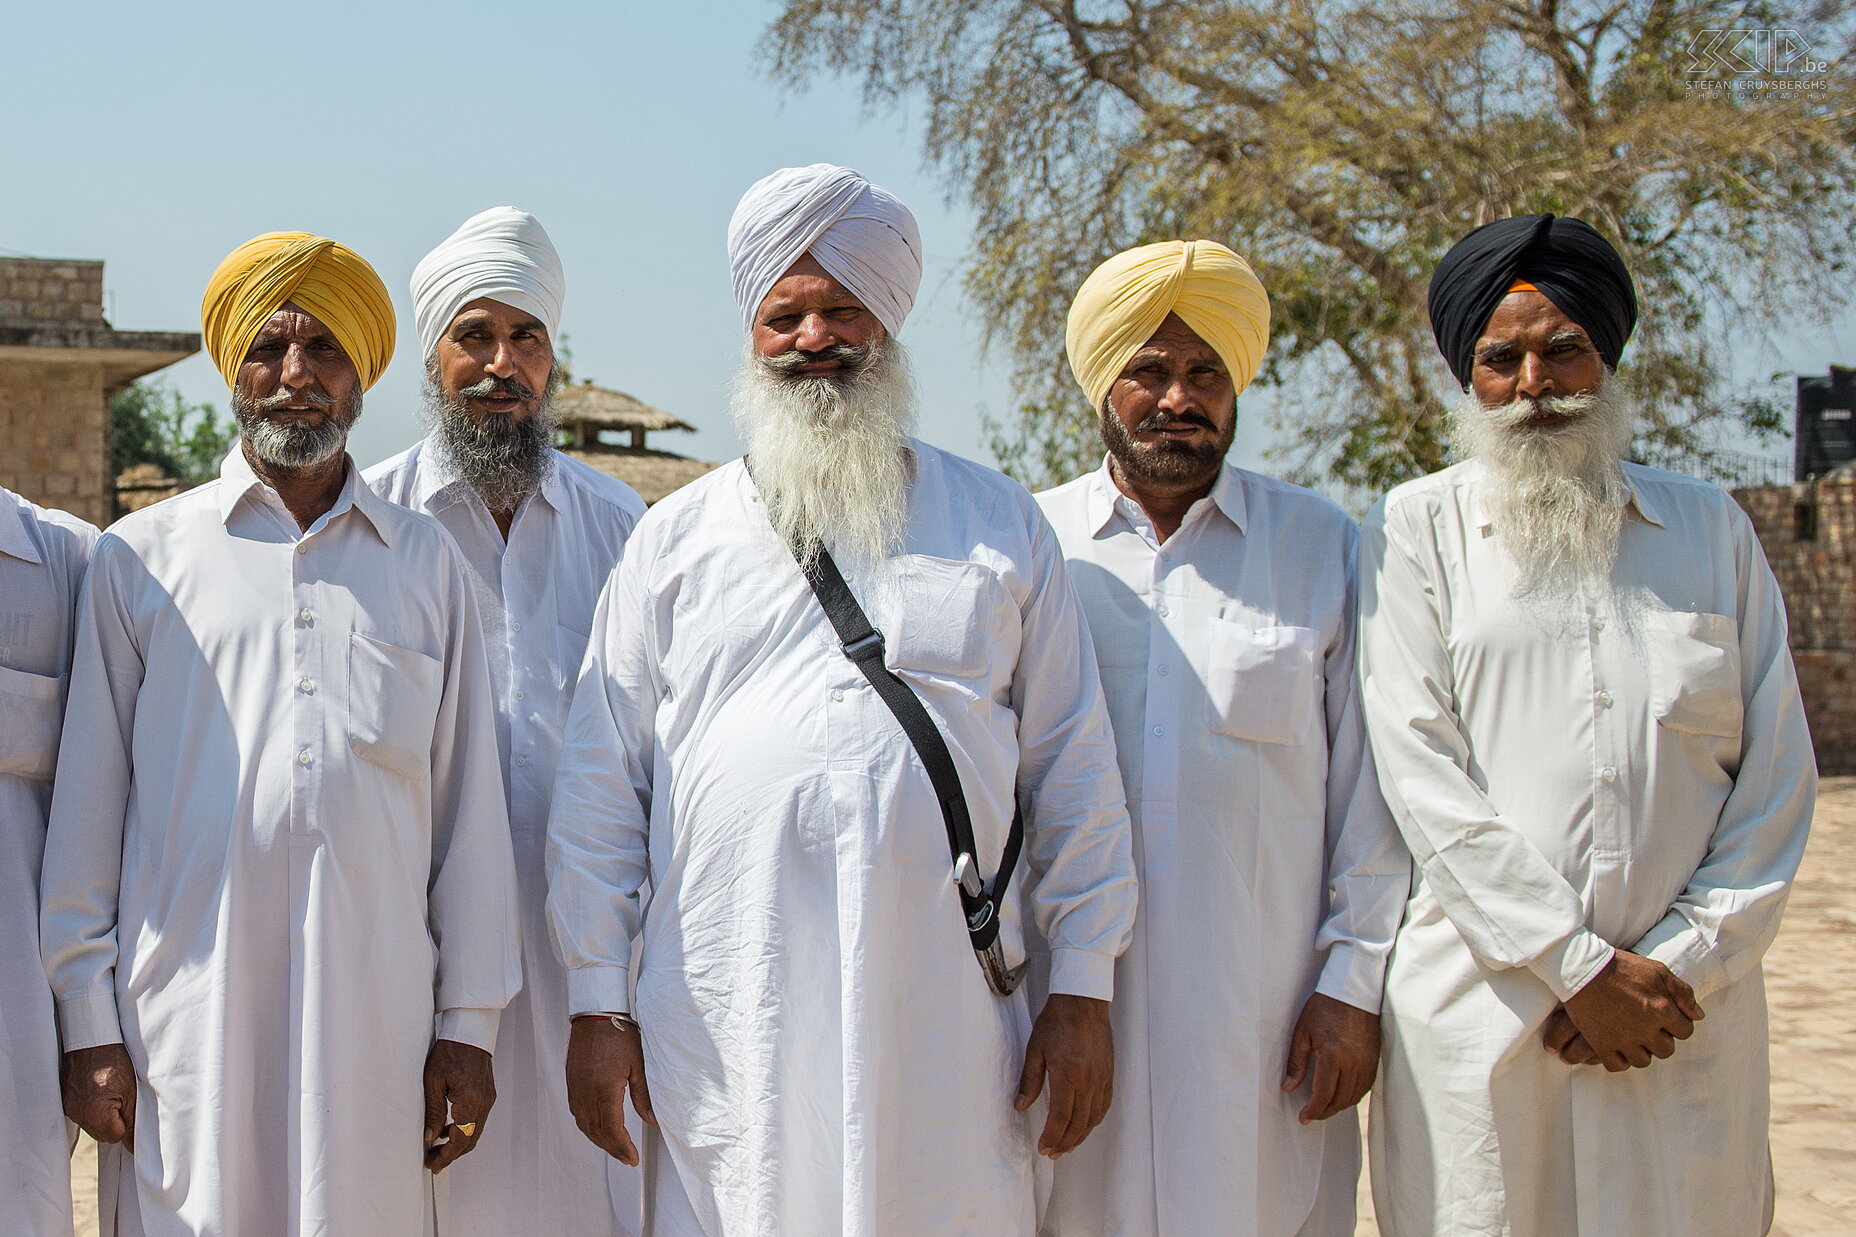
left=1486, top=390, right=1599, bottom=429
left=1135, top=410, right=1218, bottom=434
left=459, top=375, right=538, bottom=402
left=250, top=387, right=337, bottom=412
left=761, top=343, right=876, bottom=377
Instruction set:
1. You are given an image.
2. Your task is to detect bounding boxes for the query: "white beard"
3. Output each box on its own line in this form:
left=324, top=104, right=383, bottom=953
left=731, top=339, right=917, bottom=569
left=1449, top=376, right=1633, bottom=596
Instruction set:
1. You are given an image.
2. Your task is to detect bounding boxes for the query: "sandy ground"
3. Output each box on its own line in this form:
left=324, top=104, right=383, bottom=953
left=70, top=779, right=1856, bottom=1236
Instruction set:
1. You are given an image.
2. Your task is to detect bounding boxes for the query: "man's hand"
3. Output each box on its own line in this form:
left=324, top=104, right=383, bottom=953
left=1282, top=992, right=1380, bottom=1124
left=423, top=1039, right=496, bottom=1172
left=1015, top=993, right=1113, bottom=1159
left=1541, top=1006, right=1599, bottom=1065
left=1560, top=950, right=1705, bottom=1071
left=566, top=1017, right=655, bottom=1167
left=63, top=1044, right=138, bottom=1151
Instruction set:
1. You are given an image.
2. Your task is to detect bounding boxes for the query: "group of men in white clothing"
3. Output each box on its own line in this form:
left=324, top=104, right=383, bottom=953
left=0, top=162, right=1816, bottom=1237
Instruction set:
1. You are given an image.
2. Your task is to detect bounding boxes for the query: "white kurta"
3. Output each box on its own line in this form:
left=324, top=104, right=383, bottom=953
left=547, top=445, right=1139, bottom=1237
left=368, top=442, right=646, bottom=1236
left=1035, top=462, right=1407, bottom=1237
left=1358, top=460, right=1816, bottom=1237
left=1, top=488, right=97, bottom=1237
left=39, top=449, right=522, bottom=1237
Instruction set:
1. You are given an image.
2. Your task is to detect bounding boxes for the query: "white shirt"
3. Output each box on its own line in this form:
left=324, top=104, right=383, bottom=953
left=367, top=441, right=645, bottom=1236
left=1359, top=460, right=1816, bottom=1237
left=547, top=445, right=1138, bottom=1237
left=40, top=448, right=521, bottom=1236
left=1037, top=461, right=1407, bottom=1237
left=0, top=488, right=96, bottom=1237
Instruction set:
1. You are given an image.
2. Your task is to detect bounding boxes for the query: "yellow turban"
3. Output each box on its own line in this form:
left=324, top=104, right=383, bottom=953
left=1065, top=240, right=1270, bottom=411
left=200, top=232, right=396, bottom=390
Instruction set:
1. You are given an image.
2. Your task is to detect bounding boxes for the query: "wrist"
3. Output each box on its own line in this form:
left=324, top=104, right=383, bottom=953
left=571, top=1011, right=638, bottom=1031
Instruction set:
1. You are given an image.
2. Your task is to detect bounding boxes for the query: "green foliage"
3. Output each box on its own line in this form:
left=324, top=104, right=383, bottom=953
left=110, top=380, right=236, bottom=488
left=766, top=0, right=1856, bottom=491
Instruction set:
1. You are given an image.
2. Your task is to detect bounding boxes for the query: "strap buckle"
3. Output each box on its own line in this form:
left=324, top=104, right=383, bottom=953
left=842, top=631, right=885, bottom=661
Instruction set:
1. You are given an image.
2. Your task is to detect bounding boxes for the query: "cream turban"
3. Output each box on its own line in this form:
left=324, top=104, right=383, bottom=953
left=201, top=232, right=396, bottom=391
left=1065, top=240, right=1271, bottom=411
left=727, top=164, right=923, bottom=336
left=411, top=207, right=565, bottom=359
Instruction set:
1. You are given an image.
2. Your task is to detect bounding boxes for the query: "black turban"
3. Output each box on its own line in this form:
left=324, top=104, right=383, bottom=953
left=1426, top=213, right=1638, bottom=387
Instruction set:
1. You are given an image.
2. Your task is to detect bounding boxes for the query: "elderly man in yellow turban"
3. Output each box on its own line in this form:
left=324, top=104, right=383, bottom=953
left=1036, top=240, right=1409, bottom=1236
left=41, top=233, right=521, bottom=1235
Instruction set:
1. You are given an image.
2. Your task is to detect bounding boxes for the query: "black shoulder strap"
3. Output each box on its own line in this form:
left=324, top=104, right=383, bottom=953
left=794, top=542, right=1024, bottom=954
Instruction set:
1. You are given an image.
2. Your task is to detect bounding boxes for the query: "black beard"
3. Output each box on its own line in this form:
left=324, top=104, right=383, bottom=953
left=1098, top=398, right=1234, bottom=490
left=423, top=379, right=558, bottom=512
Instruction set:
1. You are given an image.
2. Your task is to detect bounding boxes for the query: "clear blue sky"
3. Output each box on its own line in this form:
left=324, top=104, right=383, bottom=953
left=4, top=1, right=1845, bottom=481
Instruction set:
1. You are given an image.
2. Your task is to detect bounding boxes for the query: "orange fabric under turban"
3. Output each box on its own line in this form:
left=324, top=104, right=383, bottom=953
left=1065, top=240, right=1270, bottom=411
left=200, top=232, right=396, bottom=390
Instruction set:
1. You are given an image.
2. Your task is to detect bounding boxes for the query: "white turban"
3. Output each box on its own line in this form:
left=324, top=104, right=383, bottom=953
left=411, top=206, right=565, bottom=359
left=727, top=164, right=923, bottom=336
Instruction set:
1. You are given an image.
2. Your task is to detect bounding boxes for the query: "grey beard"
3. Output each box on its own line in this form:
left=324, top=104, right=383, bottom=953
left=731, top=339, right=916, bottom=570
left=421, top=375, right=561, bottom=513
left=233, top=387, right=357, bottom=470
left=1449, top=377, right=1633, bottom=596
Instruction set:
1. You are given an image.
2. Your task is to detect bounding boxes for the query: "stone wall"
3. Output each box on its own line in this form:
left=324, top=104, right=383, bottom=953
left=1735, top=477, right=1856, bottom=775
left=0, top=255, right=197, bottom=528
left=0, top=359, right=112, bottom=525
left=0, top=258, right=105, bottom=326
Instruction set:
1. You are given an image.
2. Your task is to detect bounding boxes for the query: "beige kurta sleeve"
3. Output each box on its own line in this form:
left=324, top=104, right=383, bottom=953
left=545, top=537, right=662, bottom=1018
left=1358, top=497, right=1615, bottom=1001
left=1314, top=519, right=1409, bottom=1013
left=427, top=538, right=523, bottom=1051
left=40, top=534, right=143, bottom=1050
left=1630, top=506, right=1816, bottom=1000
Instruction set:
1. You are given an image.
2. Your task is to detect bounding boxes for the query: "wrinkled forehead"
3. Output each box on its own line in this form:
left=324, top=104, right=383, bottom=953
left=446, top=296, right=549, bottom=335
left=1125, top=313, right=1224, bottom=367
left=250, top=300, right=341, bottom=346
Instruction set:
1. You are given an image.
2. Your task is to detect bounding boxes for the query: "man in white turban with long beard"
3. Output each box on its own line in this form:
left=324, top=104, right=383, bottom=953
left=368, top=207, right=646, bottom=1236
left=1361, top=214, right=1816, bottom=1236
left=545, top=163, right=1139, bottom=1236
left=1036, top=240, right=1408, bottom=1235
left=41, top=231, right=520, bottom=1234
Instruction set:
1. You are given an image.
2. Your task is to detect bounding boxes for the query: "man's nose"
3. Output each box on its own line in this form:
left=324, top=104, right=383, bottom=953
left=1155, top=375, right=1195, bottom=416
left=1515, top=351, right=1555, bottom=399
left=485, top=338, right=518, bottom=378
left=279, top=342, right=315, bottom=389
left=793, top=312, right=836, bottom=354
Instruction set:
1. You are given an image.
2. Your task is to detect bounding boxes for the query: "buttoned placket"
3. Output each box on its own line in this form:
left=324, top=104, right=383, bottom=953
left=1585, top=592, right=1630, bottom=937
left=501, top=499, right=547, bottom=809
left=288, top=521, right=325, bottom=844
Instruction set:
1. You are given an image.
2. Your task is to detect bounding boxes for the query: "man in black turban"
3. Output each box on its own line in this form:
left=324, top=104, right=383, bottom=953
left=1355, top=218, right=1817, bottom=1236
left=1427, top=213, right=1638, bottom=389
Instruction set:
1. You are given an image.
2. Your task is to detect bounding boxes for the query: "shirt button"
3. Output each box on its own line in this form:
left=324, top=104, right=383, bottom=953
left=1157, top=664, right=1169, bottom=676
left=1597, top=690, right=1613, bottom=707
left=298, top=607, right=313, bottom=623
left=831, top=688, right=845, bottom=702
left=296, top=750, right=313, bottom=766
left=515, top=755, right=527, bottom=767
left=296, top=544, right=308, bottom=555
left=511, top=622, right=522, bottom=633
left=515, top=690, right=526, bottom=702
left=1156, top=602, right=1170, bottom=618
left=1593, top=617, right=1607, bottom=631
left=298, top=678, right=315, bottom=694
left=1601, top=766, right=1618, bottom=782
left=1152, top=725, right=1165, bottom=738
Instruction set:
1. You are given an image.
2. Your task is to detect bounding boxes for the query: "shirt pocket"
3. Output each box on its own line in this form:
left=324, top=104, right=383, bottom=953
left=1647, top=609, right=1743, bottom=739
left=0, top=663, right=64, bottom=780
left=891, top=555, right=1007, bottom=681
left=1203, top=621, right=1319, bottom=746
left=347, top=633, right=444, bottom=780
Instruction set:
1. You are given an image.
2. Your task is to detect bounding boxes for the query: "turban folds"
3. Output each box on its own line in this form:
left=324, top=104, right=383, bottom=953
left=1427, top=213, right=1638, bottom=387
left=727, top=164, right=923, bottom=336
left=201, top=232, right=395, bottom=390
left=411, top=207, right=565, bottom=359
left=1065, top=240, right=1271, bottom=412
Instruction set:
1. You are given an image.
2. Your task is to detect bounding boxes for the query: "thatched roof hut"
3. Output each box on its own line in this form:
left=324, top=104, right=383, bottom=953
left=555, top=379, right=716, bottom=504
